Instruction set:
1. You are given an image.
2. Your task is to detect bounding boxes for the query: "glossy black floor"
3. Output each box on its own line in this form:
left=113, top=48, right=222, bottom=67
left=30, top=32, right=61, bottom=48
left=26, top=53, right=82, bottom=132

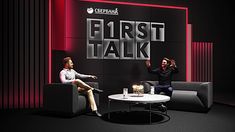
left=1, top=103, right=235, bottom=132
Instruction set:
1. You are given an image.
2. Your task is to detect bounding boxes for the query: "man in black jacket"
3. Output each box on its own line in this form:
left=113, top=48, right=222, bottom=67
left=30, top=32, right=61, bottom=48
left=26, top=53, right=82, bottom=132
left=145, top=57, right=178, bottom=111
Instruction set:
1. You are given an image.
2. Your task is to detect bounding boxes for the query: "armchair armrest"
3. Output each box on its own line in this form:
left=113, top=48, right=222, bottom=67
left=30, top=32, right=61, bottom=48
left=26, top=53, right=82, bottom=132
left=198, top=82, right=213, bottom=108
left=43, top=83, right=80, bottom=114
left=172, top=81, right=213, bottom=109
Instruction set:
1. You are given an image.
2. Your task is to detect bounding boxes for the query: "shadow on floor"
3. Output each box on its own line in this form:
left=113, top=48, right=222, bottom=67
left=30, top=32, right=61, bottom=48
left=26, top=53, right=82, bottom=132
left=101, top=110, right=170, bottom=125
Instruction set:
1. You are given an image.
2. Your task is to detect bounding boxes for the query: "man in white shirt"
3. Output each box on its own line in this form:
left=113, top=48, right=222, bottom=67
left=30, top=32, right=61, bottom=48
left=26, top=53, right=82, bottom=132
left=60, top=57, right=103, bottom=117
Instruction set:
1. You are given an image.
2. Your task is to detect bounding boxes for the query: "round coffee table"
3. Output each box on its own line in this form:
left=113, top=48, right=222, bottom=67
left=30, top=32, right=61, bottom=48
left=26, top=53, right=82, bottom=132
left=108, top=93, right=170, bottom=124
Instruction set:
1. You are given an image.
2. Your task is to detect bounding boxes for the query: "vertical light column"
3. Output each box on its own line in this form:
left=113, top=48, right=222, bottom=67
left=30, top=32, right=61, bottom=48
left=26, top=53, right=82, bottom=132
left=187, top=24, right=192, bottom=82
left=0, top=0, right=49, bottom=109
left=48, top=0, right=52, bottom=83
left=192, top=42, right=213, bottom=82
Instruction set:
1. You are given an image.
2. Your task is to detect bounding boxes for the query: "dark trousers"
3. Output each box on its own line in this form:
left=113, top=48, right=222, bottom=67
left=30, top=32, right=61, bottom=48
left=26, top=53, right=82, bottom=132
left=155, top=85, right=173, bottom=97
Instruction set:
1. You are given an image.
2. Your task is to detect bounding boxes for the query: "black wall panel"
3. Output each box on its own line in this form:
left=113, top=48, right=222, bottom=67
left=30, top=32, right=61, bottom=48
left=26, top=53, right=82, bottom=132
left=0, top=0, right=49, bottom=109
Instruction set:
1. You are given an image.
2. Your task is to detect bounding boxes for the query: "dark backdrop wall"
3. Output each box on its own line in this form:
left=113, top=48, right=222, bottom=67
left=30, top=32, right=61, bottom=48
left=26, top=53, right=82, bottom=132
left=51, top=0, right=188, bottom=104
left=0, top=0, right=49, bottom=109
left=1, top=0, right=235, bottom=109
left=52, top=0, right=235, bottom=105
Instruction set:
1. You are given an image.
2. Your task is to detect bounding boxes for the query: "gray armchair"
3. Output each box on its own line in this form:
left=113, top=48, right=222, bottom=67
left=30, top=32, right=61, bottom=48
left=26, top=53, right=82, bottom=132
left=43, top=82, right=99, bottom=116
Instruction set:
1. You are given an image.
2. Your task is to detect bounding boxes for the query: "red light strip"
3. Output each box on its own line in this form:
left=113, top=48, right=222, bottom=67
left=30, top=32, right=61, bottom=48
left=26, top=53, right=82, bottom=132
left=185, top=9, right=189, bottom=81
left=48, top=0, right=52, bottom=83
left=81, top=0, right=187, bottom=10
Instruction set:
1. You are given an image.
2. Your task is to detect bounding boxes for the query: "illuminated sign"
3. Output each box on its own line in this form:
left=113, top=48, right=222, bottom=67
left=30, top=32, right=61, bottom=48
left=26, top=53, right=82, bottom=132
left=63, top=0, right=187, bottom=80
left=87, top=18, right=165, bottom=59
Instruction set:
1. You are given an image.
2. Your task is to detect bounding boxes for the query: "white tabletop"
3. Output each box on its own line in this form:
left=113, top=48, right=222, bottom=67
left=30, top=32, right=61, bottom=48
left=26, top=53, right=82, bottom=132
left=108, top=94, right=170, bottom=103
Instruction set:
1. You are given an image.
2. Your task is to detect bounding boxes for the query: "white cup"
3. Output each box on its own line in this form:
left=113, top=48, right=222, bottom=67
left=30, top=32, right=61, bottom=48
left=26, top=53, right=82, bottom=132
left=150, top=86, right=155, bottom=95
left=123, top=88, right=128, bottom=98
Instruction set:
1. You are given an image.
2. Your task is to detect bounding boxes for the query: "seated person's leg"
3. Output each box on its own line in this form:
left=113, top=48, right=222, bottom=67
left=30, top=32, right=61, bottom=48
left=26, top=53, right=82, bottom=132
left=86, top=90, right=102, bottom=116
left=158, top=86, right=172, bottom=97
left=78, top=88, right=101, bottom=117
left=158, top=87, right=172, bottom=112
left=154, top=86, right=162, bottom=94
left=77, top=87, right=86, bottom=92
left=165, top=87, right=173, bottom=97
left=73, top=79, right=92, bottom=90
left=86, top=89, right=97, bottom=111
left=73, top=79, right=103, bottom=93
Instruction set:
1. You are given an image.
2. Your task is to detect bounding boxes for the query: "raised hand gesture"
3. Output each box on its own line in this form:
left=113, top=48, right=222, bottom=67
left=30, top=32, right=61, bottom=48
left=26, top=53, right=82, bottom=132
left=170, top=59, right=176, bottom=68
left=145, top=59, right=151, bottom=68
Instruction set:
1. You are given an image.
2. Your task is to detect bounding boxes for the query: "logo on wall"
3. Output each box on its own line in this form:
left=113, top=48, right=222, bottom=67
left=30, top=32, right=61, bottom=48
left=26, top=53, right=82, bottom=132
left=87, top=18, right=165, bottom=60
left=87, top=7, right=119, bottom=15
left=87, top=8, right=94, bottom=14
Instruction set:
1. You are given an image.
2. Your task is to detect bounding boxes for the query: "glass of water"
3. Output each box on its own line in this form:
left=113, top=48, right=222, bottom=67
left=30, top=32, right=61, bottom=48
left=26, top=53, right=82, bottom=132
left=123, top=88, right=128, bottom=98
left=150, top=86, right=155, bottom=95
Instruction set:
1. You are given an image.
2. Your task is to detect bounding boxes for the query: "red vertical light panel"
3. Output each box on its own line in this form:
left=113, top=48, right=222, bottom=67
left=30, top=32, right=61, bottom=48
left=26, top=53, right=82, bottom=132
left=51, top=0, right=65, bottom=50
left=187, top=24, right=192, bottom=82
left=65, top=0, right=72, bottom=51
left=48, top=0, right=52, bottom=84
left=192, top=42, right=213, bottom=82
left=49, top=0, right=65, bottom=84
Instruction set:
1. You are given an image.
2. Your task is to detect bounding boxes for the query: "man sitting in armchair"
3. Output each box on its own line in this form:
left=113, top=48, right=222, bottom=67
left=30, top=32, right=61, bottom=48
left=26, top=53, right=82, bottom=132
left=59, top=57, right=103, bottom=117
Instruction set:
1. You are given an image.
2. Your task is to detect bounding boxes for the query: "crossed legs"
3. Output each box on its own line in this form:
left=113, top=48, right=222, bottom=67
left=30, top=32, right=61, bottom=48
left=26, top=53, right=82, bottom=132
left=72, top=79, right=99, bottom=115
left=73, top=79, right=93, bottom=91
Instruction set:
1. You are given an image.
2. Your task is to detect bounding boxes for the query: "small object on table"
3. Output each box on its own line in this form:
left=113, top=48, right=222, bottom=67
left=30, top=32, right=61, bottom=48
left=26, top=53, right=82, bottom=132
left=132, top=84, right=144, bottom=97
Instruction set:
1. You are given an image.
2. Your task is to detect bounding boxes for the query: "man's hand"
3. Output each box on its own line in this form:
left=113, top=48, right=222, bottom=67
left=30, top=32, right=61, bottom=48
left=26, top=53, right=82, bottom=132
left=145, top=60, right=151, bottom=68
left=90, top=75, right=97, bottom=79
left=170, top=59, right=176, bottom=67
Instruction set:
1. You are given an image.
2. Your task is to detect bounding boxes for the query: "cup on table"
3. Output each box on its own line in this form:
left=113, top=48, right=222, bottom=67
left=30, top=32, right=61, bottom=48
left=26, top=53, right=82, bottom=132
left=123, top=88, right=128, bottom=98
left=150, top=86, right=155, bottom=95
